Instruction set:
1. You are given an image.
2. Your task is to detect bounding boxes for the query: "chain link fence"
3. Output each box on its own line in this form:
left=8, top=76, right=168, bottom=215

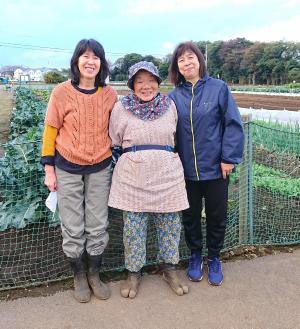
left=0, top=88, right=299, bottom=290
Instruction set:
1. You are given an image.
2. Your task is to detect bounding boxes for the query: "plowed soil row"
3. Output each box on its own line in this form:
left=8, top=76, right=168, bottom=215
left=0, top=90, right=13, bottom=136
left=232, top=93, right=300, bottom=111
left=117, top=89, right=300, bottom=111
left=0, top=90, right=14, bottom=149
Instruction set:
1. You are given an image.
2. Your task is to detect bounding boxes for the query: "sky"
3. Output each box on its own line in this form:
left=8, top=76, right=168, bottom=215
left=0, top=0, right=299, bottom=69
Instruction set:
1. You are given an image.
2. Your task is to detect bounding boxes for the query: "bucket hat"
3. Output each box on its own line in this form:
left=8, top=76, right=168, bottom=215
left=127, top=61, right=162, bottom=90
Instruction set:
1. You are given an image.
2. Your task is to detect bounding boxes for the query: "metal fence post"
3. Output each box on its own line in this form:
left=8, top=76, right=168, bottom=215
left=239, top=114, right=252, bottom=245
left=248, top=119, right=253, bottom=244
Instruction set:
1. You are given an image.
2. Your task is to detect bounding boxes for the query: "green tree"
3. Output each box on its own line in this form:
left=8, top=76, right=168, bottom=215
left=206, top=41, right=224, bottom=79
left=272, top=61, right=285, bottom=85
left=60, top=68, right=71, bottom=78
left=157, top=55, right=171, bottom=81
left=257, top=59, right=275, bottom=85
left=142, top=55, right=161, bottom=67
left=43, top=71, right=67, bottom=84
left=110, top=53, right=143, bottom=81
left=121, top=53, right=144, bottom=74
left=282, top=43, right=300, bottom=83
left=110, top=58, right=125, bottom=81
left=258, top=43, right=285, bottom=84
left=110, top=40, right=300, bottom=85
left=240, top=42, right=265, bottom=84
left=255, top=42, right=300, bottom=84
left=158, top=62, right=169, bottom=81
left=219, top=38, right=253, bottom=83
left=196, top=41, right=209, bottom=58
left=288, top=67, right=300, bottom=82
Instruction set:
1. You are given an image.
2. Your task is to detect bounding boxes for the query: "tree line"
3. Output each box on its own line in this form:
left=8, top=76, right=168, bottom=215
left=110, top=38, right=300, bottom=85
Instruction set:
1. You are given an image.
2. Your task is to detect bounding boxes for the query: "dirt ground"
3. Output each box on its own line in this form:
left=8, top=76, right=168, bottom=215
left=117, top=89, right=300, bottom=112
left=232, top=93, right=300, bottom=111
left=0, top=245, right=298, bottom=301
left=0, top=89, right=14, bottom=145
left=0, top=249, right=299, bottom=329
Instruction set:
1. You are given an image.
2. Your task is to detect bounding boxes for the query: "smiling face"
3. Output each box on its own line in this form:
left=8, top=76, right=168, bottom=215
left=77, top=49, right=101, bottom=82
left=133, top=70, right=159, bottom=102
left=177, top=50, right=200, bottom=84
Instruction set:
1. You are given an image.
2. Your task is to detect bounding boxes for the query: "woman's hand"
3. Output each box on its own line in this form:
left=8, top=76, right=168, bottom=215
left=220, top=163, right=234, bottom=179
left=44, top=165, right=57, bottom=191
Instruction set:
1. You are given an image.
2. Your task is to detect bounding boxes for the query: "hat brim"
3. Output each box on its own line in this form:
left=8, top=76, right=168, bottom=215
left=127, top=68, right=162, bottom=90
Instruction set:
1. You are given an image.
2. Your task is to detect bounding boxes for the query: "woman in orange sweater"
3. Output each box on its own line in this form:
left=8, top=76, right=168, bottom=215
left=41, top=39, right=117, bottom=303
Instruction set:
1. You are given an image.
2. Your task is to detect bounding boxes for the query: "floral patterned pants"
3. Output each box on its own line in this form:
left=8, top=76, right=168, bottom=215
left=123, top=211, right=181, bottom=272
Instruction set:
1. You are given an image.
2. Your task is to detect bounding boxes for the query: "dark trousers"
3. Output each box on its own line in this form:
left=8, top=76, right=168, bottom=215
left=182, top=178, right=229, bottom=259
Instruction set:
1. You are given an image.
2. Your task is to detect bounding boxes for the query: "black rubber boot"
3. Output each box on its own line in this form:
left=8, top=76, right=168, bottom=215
left=86, top=254, right=110, bottom=300
left=69, top=253, right=91, bottom=303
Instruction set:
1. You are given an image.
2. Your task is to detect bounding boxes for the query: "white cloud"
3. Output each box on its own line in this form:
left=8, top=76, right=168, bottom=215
left=162, top=41, right=174, bottom=51
left=242, top=15, right=300, bottom=42
left=22, top=50, right=70, bottom=68
left=125, top=0, right=261, bottom=15
left=279, top=0, right=300, bottom=9
left=0, top=0, right=102, bottom=30
left=85, top=0, right=102, bottom=13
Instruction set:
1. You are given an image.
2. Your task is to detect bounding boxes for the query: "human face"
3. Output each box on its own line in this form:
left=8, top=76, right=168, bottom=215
left=77, top=49, right=101, bottom=82
left=177, top=51, right=200, bottom=84
left=133, top=70, right=159, bottom=102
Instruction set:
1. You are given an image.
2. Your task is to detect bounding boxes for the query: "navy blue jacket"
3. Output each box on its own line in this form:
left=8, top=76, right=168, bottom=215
left=169, top=74, right=244, bottom=181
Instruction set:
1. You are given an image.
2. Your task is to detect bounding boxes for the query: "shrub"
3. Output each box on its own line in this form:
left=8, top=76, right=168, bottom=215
left=43, top=71, right=67, bottom=84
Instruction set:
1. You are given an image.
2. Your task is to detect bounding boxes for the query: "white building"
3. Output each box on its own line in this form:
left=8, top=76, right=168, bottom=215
left=13, top=68, right=43, bottom=82
left=13, top=68, right=23, bottom=80
left=30, top=70, right=43, bottom=81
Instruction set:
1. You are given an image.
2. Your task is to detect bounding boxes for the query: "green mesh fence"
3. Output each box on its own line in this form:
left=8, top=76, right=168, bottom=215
left=0, top=87, right=299, bottom=291
left=252, top=123, right=300, bottom=245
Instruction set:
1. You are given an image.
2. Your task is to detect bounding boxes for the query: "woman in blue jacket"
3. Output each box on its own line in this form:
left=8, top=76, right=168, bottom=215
left=169, top=41, right=244, bottom=286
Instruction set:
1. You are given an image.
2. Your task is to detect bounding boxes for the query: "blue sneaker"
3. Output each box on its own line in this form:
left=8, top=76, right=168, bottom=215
left=207, top=257, right=223, bottom=286
left=187, top=253, right=203, bottom=281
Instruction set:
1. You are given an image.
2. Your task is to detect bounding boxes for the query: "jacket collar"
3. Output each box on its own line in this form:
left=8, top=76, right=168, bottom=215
left=181, top=73, right=210, bottom=89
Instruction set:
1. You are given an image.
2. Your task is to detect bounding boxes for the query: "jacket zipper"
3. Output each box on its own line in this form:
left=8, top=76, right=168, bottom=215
left=190, top=85, right=199, bottom=180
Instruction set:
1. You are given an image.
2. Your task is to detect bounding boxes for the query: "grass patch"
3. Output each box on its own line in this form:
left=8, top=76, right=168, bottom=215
left=253, top=163, right=300, bottom=198
left=253, top=121, right=300, bottom=156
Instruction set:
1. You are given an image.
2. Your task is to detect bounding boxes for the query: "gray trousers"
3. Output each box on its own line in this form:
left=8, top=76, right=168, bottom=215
left=56, top=166, right=111, bottom=258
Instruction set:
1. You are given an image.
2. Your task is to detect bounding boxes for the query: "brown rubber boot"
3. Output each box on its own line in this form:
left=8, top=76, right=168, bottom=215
left=162, top=265, right=189, bottom=296
left=69, top=254, right=91, bottom=303
left=120, top=271, right=141, bottom=299
left=86, top=254, right=110, bottom=300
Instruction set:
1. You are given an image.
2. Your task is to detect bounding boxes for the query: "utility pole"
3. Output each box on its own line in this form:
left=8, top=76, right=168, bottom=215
left=205, top=44, right=208, bottom=67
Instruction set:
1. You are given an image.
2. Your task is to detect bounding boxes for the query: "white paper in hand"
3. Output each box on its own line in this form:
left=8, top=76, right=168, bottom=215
left=45, top=192, right=58, bottom=212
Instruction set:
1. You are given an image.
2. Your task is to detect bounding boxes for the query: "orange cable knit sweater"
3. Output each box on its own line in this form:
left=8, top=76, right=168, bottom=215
left=44, top=80, right=117, bottom=165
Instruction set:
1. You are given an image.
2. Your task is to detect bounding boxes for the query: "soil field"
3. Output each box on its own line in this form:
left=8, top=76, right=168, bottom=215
left=0, top=89, right=14, bottom=145
left=117, top=89, right=300, bottom=111
left=232, top=93, right=300, bottom=111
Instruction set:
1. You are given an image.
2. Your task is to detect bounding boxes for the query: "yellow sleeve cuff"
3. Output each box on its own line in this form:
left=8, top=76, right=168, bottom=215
left=41, top=124, right=58, bottom=156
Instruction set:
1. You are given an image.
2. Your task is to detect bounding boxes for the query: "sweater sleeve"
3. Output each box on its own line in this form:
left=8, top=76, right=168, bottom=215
left=109, top=101, right=126, bottom=147
left=169, top=100, right=178, bottom=148
left=219, top=84, right=244, bottom=164
left=170, top=100, right=178, bottom=126
left=105, top=86, right=118, bottom=114
left=44, top=88, right=64, bottom=129
left=40, top=124, right=58, bottom=166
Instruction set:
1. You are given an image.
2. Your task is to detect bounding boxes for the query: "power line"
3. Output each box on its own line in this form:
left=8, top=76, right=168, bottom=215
left=0, top=42, right=71, bottom=53
left=0, top=41, right=166, bottom=57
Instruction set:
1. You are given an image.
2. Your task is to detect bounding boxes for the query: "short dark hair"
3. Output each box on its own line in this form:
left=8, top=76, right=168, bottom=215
left=168, top=41, right=207, bottom=86
left=70, top=39, right=109, bottom=87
